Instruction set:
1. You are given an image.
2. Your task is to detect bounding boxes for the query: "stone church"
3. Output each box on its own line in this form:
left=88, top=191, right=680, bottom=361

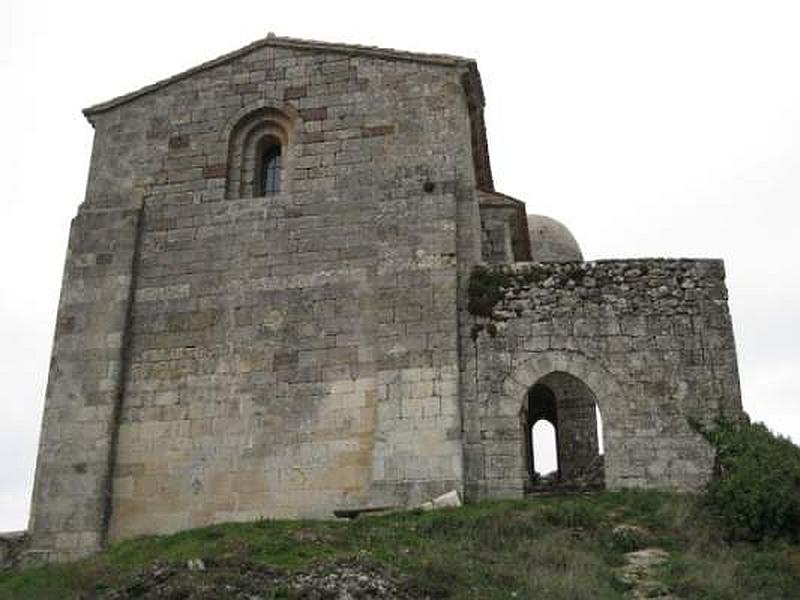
left=24, top=35, right=743, bottom=562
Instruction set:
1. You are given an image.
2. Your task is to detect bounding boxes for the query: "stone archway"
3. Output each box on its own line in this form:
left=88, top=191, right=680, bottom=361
left=523, top=371, right=604, bottom=490
left=503, top=351, right=628, bottom=490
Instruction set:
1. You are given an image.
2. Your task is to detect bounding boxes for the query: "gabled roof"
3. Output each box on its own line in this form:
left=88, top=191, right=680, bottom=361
left=83, top=34, right=477, bottom=117
left=81, top=34, right=494, bottom=193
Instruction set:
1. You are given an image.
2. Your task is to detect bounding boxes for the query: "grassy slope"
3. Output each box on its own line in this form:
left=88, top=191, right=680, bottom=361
left=1, top=491, right=798, bottom=599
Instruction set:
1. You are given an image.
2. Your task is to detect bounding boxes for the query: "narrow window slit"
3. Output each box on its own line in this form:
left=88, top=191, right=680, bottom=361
left=259, top=141, right=282, bottom=195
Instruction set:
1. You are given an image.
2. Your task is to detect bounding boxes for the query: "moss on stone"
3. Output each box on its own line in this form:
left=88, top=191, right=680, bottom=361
left=467, top=265, right=550, bottom=318
left=467, top=266, right=509, bottom=317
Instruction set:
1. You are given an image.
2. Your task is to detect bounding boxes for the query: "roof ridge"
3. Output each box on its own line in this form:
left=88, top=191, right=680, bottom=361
left=83, top=34, right=475, bottom=118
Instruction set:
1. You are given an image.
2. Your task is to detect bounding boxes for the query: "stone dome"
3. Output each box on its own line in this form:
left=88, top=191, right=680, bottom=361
left=527, top=214, right=583, bottom=262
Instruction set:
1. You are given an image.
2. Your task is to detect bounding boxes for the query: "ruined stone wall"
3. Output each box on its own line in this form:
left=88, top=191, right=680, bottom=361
left=30, top=42, right=482, bottom=558
left=462, top=259, right=743, bottom=499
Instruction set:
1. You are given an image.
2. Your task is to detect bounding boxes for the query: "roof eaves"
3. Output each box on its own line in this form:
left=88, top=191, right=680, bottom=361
left=83, top=34, right=475, bottom=119
left=478, top=190, right=525, bottom=208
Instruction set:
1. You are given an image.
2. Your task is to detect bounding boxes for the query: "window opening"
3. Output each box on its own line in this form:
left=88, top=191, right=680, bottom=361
left=596, top=405, right=605, bottom=456
left=532, top=420, right=558, bottom=477
left=259, top=141, right=282, bottom=195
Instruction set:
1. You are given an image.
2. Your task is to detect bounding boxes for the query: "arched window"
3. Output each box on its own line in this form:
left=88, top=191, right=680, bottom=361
left=258, top=139, right=282, bottom=195
left=225, top=106, right=293, bottom=199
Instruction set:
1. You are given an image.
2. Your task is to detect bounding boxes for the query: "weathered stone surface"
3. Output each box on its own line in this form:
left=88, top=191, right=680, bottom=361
left=25, top=34, right=743, bottom=564
left=461, top=260, right=743, bottom=499
left=29, top=35, right=483, bottom=561
left=28, top=205, right=142, bottom=561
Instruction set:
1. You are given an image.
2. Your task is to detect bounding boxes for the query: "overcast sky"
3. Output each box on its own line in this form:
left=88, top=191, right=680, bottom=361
left=1, top=0, right=798, bottom=531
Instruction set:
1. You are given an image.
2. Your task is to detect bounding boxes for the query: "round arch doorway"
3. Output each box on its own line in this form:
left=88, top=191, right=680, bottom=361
left=523, top=371, right=605, bottom=491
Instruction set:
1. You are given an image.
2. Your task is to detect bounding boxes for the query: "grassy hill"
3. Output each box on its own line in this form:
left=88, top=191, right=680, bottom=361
left=1, top=490, right=798, bottom=599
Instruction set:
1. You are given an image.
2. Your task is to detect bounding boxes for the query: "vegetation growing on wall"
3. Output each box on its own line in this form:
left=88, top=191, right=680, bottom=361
left=467, top=263, right=597, bottom=318
left=467, top=265, right=551, bottom=317
left=467, top=266, right=513, bottom=317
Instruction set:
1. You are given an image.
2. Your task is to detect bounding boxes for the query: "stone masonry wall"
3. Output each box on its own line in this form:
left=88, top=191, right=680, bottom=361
left=110, top=184, right=464, bottom=541
left=461, top=259, right=743, bottom=500
left=30, top=41, right=482, bottom=558
left=28, top=206, right=142, bottom=561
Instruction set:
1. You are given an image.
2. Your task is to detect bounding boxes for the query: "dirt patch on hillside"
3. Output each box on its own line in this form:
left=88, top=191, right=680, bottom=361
left=99, top=556, right=426, bottom=599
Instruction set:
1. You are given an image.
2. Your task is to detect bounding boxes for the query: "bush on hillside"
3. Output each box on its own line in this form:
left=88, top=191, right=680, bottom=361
left=701, top=420, right=800, bottom=541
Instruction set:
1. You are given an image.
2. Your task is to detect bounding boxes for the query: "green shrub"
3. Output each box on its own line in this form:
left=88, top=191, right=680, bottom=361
left=702, top=420, right=800, bottom=541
